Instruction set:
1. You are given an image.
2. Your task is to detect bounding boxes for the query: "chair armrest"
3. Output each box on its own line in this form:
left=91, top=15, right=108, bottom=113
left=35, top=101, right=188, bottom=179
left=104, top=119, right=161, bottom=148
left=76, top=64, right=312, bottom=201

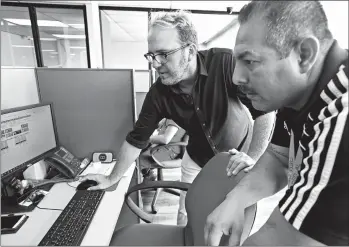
left=150, top=141, right=188, bottom=154
left=125, top=181, right=191, bottom=223
left=149, top=141, right=188, bottom=168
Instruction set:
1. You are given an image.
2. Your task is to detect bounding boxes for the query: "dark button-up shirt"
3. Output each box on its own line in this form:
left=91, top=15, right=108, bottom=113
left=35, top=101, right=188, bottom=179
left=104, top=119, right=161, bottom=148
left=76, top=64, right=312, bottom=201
left=126, top=48, right=265, bottom=167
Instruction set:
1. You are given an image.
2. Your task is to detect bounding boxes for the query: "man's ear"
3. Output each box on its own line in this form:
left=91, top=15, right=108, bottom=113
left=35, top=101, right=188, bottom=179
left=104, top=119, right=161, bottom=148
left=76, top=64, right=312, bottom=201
left=297, top=37, right=320, bottom=74
left=188, top=44, right=197, bottom=62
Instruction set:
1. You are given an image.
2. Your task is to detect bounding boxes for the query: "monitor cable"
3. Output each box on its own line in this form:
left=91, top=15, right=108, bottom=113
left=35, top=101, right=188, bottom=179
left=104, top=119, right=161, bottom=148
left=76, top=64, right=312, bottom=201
left=27, top=197, right=63, bottom=212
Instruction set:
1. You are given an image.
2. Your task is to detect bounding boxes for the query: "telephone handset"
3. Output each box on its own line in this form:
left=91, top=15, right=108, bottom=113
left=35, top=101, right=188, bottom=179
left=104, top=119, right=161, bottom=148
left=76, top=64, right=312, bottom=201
left=44, top=146, right=86, bottom=178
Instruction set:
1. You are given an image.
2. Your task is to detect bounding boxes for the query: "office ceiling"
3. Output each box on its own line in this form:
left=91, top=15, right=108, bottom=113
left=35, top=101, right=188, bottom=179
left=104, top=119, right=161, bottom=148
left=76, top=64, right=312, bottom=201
left=1, top=1, right=243, bottom=43
left=101, top=10, right=237, bottom=43
left=11, top=1, right=249, bottom=12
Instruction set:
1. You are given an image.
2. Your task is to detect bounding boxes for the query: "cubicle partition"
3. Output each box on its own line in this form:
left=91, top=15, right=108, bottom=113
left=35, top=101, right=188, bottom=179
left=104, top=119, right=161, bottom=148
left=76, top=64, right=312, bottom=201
left=36, top=68, right=136, bottom=160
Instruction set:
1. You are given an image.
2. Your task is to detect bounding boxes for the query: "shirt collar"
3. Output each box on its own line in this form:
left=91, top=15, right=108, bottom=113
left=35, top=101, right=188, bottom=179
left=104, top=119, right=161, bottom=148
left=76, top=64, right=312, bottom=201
left=197, top=52, right=208, bottom=76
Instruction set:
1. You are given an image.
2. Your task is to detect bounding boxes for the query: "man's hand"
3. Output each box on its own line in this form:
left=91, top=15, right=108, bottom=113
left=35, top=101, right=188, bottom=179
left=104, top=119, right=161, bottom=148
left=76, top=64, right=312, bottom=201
left=78, top=174, right=115, bottom=190
left=204, top=197, right=244, bottom=246
left=227, top=149, right=256, bottom=177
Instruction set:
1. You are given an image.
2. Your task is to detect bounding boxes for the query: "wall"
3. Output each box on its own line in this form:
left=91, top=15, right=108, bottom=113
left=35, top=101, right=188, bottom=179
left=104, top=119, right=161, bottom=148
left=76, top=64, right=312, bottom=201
left=322, top=1, right=348, bottom=49
left=103, top=41, right=148, bottom=70
left=1, top=68, right=39, bottom=110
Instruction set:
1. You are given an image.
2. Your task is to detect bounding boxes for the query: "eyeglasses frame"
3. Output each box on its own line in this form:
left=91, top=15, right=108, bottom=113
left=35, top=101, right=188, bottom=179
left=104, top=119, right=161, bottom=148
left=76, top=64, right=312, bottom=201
left=144, top=43, right=191, bottom=64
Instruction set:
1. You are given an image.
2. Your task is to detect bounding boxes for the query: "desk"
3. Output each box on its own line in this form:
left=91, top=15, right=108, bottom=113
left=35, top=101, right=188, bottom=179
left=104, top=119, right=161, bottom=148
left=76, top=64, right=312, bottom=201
left=1, top=161, right=136, bottom=246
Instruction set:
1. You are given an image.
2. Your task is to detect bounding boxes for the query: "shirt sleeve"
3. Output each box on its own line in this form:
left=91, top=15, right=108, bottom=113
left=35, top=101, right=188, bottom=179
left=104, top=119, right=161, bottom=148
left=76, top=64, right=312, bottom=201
left=126, top=88, right=163, bottom=149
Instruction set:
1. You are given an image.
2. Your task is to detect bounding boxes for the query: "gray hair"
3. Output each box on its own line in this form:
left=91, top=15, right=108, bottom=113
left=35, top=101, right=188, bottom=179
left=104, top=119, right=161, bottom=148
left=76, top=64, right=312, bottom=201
left=238, top=1, right=333, bottom=58
left=149, top=10, right=198, bottom=49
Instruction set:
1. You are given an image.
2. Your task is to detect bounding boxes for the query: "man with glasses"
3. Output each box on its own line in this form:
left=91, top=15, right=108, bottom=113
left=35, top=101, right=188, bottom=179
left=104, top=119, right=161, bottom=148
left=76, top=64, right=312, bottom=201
left=80, top=10, right=275, bottom=226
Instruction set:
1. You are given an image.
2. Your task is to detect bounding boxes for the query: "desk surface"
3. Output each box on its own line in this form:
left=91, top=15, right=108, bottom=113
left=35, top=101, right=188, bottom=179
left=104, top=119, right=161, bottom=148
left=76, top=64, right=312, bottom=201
left=1, top=161, right=135, bottom=246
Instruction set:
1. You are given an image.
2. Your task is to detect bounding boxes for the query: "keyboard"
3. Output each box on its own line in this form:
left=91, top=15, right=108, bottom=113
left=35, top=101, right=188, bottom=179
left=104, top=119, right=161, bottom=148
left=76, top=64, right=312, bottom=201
left=39, top=190, right=105, bottom=246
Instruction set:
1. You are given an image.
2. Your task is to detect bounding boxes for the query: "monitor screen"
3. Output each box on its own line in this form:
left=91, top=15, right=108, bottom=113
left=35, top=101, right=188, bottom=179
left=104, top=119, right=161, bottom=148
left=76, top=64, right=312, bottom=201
left=1, top=103, right=58, bottom=178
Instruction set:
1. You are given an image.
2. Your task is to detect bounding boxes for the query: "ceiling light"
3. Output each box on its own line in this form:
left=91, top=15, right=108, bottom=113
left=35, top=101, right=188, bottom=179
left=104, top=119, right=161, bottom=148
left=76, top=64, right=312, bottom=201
left=12, top=45, right=34, bottom=48
left=29, top=37, right=57, bottom=41
left=1, top=21, right=14, bottom=26
left=70, top=53, right=76, bottom=56
left=69, top=24, right=84, bottom=29
left=70, top=46, right=86, bottom=49
left=3, top=18, right=69, bottom=27
left=52, top=34, right=86, bottom=39
left=50, top=51, right=58, bottom=54
left=40, top=38, right=57, bottom=41
left=42, top=49, right=56, bottom=52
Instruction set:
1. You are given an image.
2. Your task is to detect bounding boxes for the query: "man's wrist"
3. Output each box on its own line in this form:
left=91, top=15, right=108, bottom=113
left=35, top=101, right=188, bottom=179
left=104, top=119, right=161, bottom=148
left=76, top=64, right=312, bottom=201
left=107, top=174, right=120, bottom=184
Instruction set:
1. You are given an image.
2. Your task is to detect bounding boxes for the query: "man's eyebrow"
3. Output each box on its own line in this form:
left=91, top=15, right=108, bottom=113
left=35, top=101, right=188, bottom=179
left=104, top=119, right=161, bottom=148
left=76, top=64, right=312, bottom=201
left=235, top=50, right=259, bottom=59
left=149, top=49, right=167, bottom=54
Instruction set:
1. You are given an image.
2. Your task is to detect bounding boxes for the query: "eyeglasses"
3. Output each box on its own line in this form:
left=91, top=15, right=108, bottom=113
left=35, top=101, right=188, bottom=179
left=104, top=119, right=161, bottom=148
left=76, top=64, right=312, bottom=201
left=144, top=44, right=190, bottom=65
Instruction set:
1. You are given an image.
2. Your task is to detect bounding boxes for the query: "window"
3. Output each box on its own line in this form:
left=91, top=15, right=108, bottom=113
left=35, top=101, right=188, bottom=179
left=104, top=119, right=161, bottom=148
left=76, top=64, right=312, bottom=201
left=100, top=10, right=148, bottom=69
left=1, top=6, right=36, bottom=67
left=35, top=7, right=88, bottom=68
left=1, top=2, right=90, bottom=68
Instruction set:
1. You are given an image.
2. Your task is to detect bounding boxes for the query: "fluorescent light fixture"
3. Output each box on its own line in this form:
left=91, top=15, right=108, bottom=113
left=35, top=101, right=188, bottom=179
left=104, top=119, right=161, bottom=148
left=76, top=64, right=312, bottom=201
left=3, top=18, right=69, bottom=27
left=50, top=51, right=58, bottom=54
left=70, top=53, right=76, bottom=56
left=40, top=38, right=57, bottom=41
left=69, top=24, right=84, bottom=29
left=52, top=34, right=85, bottom=39
left=42, top=49, right=56, bottom=52
left=70, top=46, right=86, bottom=49
left=12, top=45, right=34, bottom=48
left=29, top=37, right=57, bottom=41
left=1, top=21, right=14, bottom=26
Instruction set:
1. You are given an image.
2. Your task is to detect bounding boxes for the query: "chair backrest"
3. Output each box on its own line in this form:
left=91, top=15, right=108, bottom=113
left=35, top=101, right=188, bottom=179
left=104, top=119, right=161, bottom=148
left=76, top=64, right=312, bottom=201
left=184, top=152, right=248, bottom=245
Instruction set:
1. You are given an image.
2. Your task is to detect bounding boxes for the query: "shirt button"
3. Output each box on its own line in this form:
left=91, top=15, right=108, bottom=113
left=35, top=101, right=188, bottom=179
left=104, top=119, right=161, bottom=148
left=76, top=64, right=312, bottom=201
left=203, top=123, right=206, bottom=126
left=208, top=135, right=211, bottom=138
left=196, top=107, right=200, bottom=111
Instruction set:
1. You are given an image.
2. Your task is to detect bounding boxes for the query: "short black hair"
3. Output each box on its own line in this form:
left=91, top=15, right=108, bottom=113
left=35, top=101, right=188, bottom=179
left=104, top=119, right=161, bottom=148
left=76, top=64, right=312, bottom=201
left=238, top=1, right=333, bottom=57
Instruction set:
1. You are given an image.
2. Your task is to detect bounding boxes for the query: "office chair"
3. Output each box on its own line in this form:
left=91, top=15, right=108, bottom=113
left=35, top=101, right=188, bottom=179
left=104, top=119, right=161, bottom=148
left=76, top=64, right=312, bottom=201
left=110, top=152, right=249, bottom=246
left=139, top=134, right=189, bottom=214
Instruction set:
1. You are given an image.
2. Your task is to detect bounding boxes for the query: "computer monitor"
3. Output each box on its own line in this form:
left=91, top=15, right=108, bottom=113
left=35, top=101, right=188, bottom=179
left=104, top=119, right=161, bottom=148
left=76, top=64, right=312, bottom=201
left=1, top=103, right=59, bottom=179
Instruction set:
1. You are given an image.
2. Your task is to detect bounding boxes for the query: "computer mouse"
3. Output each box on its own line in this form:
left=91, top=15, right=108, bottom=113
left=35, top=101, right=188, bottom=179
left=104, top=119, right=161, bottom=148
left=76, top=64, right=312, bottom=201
left=76, top=180, right=98, bottom=190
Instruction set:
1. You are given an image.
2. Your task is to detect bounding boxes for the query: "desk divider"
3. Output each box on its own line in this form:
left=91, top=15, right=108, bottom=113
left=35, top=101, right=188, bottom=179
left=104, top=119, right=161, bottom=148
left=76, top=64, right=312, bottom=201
left=36, top=68, right=136, bottom=160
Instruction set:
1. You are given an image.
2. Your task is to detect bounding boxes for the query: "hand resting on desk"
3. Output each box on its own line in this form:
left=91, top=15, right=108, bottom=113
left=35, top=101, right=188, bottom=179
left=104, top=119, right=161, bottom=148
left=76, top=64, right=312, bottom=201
left=78, top=174, right=115, bottom=190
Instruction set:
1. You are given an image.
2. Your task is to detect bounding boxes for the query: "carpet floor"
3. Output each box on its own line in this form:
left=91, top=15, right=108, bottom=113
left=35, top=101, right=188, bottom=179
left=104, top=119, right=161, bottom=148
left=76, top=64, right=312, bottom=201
left=140, top=167, right=181, bottom=225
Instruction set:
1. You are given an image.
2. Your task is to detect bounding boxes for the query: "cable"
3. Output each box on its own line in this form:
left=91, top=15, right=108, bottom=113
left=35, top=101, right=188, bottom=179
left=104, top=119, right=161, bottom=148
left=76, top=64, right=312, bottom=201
left=35, top=205, right=63, bottom=212
left=28, top=197, right=63, bottom=212
left=66, top=183, right=77, bottom=189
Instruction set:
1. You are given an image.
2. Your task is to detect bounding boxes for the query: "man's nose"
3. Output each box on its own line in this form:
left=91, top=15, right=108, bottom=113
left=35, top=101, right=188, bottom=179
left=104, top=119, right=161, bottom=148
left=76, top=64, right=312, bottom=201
left=232, top=63, right=248, bottom=86
left=151, top=60, right=161, bottom=69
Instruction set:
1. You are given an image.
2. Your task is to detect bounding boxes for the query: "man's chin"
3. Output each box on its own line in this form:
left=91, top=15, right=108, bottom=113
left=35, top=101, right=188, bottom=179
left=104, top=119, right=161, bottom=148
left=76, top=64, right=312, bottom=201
left=161, top=80, right=178, bottom=86
left=252, top=100, right=268, bottom=111
left=252, top=100, right=277, bottom=113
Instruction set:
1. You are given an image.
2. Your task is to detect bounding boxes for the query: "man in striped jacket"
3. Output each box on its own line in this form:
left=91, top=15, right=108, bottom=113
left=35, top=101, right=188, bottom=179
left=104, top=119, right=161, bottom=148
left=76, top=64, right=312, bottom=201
left=204, top=1, right=348, bottom=246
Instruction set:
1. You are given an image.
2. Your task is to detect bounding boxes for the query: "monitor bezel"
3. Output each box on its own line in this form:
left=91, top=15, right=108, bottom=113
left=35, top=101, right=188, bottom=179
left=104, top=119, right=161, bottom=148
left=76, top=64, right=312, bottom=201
left=1, top=102, right=60, bottom=179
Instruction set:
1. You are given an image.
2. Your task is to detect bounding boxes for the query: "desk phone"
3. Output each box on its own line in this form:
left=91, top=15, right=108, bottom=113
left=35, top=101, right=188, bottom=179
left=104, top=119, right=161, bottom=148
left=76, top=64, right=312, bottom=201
left=44, top=146, right=88, bottom=179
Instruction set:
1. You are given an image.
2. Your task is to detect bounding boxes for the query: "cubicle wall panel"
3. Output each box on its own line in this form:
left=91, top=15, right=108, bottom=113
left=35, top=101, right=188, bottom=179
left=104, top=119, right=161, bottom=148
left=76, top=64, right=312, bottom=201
left=36, top=68, right=135, bottom=159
